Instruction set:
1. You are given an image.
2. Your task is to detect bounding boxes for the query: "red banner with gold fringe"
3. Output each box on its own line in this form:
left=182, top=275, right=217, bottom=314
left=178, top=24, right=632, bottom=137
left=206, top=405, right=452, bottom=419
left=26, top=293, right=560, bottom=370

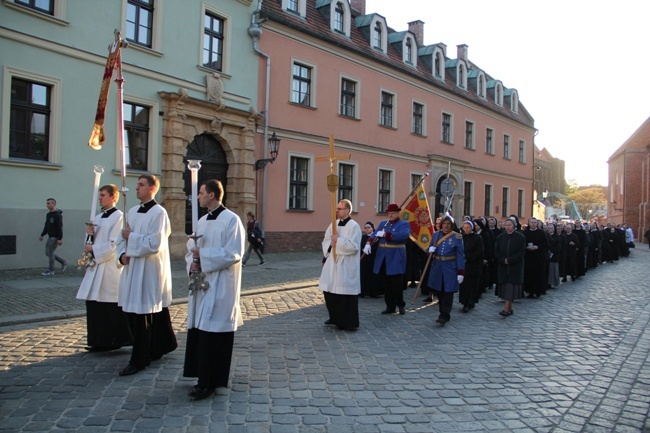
left=88, top=42, right=121, bottom=150
left=401, top=183, right=434, bottom=251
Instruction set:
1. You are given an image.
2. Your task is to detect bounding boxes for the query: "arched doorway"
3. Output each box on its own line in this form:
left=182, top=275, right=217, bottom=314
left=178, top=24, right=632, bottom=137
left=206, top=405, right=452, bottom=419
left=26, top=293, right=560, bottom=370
left=183, top=133, right=228, bottom=235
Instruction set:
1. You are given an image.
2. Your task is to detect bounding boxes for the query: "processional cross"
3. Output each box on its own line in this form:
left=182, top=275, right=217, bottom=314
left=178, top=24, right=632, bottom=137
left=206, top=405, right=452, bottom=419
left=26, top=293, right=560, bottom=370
left=315, top=135, right=351, bottom=261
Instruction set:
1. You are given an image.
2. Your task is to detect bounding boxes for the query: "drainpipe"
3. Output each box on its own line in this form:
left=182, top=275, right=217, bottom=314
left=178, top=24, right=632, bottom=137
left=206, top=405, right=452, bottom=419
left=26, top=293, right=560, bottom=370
left=248, top=0, right=271, bottom=235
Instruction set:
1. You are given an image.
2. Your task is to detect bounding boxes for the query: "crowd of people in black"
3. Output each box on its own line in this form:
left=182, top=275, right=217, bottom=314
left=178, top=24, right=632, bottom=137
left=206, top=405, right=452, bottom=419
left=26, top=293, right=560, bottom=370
left=359, top=213, right=639, bottom=320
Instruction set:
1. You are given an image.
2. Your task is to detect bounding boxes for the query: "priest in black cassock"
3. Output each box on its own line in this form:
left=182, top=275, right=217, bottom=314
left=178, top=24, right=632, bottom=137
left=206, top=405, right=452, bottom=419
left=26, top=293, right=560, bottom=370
left=319, top=199, right=362, bottom=331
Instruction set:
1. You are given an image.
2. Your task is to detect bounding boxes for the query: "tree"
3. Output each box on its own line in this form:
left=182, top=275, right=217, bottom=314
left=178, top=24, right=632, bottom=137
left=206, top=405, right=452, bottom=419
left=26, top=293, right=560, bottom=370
left=568, top=187, right=607, bottom=220
left=565, top=179, right=579, bottom=196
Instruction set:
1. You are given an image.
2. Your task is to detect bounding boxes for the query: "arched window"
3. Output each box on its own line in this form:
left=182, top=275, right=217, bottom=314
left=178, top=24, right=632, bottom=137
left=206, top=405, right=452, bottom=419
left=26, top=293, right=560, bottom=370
left=334, top=2, right=344, bottom=33
left=457, top=63, right=467, bottom=89
left=478, top=73, right=486, bottom=98
left=405, top=38, right=413, bottom=64
left=434, top=50, right=444, bottom=79
left=373, top=21, right=382, bottom=49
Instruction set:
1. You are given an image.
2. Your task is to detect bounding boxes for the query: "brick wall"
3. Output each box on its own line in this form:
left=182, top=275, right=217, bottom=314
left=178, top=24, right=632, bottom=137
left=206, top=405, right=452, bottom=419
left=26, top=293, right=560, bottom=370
left=262, top=232, right=323, bottom=253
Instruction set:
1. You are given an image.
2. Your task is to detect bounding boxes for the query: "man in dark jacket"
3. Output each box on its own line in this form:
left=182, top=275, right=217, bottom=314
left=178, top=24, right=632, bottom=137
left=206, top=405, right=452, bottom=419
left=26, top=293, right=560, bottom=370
left=39, top=198, right=68, bottom=276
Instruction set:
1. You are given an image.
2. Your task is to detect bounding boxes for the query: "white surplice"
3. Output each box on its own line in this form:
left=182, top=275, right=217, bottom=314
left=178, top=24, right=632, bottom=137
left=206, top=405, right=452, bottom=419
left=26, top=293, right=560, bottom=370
left=185, top=207, right=245, bottom=333
left=117, top=202, right=172, bottom=314
left=318, top=218, right=362, bottom=295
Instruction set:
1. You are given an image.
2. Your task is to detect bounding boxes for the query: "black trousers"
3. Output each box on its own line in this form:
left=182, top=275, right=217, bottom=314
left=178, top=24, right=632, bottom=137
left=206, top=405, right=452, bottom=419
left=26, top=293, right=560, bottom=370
left=378, top=262, right=405, bottom=311
left=433, top=290, right=454, bottom=321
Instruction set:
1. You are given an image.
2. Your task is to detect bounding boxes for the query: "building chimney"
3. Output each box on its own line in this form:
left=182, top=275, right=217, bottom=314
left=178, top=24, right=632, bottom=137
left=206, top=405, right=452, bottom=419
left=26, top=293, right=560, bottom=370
left=408, top=20, right=424, bottom=46
left=350, top=0, right=365, bottom=15
left=457, top=44, right=468, bottom=60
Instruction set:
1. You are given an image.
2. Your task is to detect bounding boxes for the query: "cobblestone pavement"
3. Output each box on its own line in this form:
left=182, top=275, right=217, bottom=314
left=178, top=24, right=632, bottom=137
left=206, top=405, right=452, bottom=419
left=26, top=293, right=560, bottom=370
left=1, top=249, right=649, bottom=432
left=0, top=252, right=323, bottom=326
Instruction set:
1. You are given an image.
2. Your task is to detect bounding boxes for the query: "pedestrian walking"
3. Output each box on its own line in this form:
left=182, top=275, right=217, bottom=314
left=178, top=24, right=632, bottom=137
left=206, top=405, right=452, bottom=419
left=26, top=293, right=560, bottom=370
left=38, top=198, right=68, bottom=276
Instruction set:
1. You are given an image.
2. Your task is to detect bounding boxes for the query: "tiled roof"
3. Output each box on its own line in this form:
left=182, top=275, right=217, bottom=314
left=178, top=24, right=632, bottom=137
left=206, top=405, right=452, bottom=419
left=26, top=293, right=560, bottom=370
left=261, top=0, right=535, bottom=127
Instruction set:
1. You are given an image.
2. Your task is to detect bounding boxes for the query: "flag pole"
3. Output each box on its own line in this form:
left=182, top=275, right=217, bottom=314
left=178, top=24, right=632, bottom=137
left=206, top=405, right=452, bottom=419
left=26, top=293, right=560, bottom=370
left=113, top=30, right=129, bottom=227
left=398, top=170, right=431, bottom=209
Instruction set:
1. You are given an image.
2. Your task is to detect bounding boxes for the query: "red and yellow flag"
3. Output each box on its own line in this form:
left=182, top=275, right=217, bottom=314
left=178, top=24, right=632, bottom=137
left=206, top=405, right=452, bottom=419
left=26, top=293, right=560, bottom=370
left=88, top=42, right=121, bottom=150
left=401, top=183, right=434, bottom=251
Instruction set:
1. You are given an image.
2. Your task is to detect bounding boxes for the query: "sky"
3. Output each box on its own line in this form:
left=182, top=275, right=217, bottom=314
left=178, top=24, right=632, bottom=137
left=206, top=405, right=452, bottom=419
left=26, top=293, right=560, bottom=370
left=366, top=0, right=650, bottom=186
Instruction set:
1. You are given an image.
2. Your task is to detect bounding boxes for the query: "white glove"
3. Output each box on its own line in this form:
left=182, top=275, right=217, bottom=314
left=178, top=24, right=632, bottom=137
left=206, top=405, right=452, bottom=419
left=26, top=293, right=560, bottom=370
left=428, top=246, right=436, bottom=254
left=363, top=244, right=372, bottom=255
left=375, top=230, right=385, bottom=238
left=457, top=275, right=464, bottom=284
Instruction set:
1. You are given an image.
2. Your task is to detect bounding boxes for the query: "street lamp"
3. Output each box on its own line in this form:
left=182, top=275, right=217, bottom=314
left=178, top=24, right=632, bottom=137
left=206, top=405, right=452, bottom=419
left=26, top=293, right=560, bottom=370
left=255, top=132, right=281, bottom=170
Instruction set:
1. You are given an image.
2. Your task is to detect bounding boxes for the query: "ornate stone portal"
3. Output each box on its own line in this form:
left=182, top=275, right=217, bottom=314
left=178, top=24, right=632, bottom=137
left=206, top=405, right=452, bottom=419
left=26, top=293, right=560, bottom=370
left=159, top=89, right=261, bottom=258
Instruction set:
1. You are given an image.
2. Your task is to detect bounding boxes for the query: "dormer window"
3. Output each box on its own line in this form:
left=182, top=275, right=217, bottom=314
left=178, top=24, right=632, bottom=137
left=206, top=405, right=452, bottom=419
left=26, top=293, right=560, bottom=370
left=334, top=2, right=344, bottom=32
left=457, top=63, right=467, bottom=89
left=405, top=38, right=413, bottom=64
left=478, top=73, right=486, bottom=98
left=509, top=89, right=519, bottom=113
left=434, top=50, right=444, bottom=79
left=373, top=21, right=382, bottom=49
left=283, top=0, right=306, bottom=17
left=495, top=82, right=503, bottom=106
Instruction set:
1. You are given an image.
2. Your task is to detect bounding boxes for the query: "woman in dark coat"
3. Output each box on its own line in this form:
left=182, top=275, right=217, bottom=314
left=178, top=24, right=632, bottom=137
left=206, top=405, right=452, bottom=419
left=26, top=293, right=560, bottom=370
left=523, top=217, right=549, bottom=298
left=602, top=225, right=620, bottom=263
left=360, top=221, right=382, bottom=297
left=494, top=217, right=527, bottom=317
left=459, top=221, right=483, bottom=312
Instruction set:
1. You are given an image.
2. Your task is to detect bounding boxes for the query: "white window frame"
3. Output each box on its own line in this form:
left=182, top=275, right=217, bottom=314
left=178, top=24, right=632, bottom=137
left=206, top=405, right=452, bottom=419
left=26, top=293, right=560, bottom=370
left=121, top=0, right=164, bottom=54
left=477, top=72, right=486, bottom=98
left=283, top=0, right=306, bottom=17
left=441, top=111, right=453, bottom=144
left=503, top=134, right=511, bottom=159
left=485, top=127, right=494, bottom=155
left=339, top=74, right=360, bottom=119
left=120, top=94, right=160, bottom=174
left=433, top=47, right=445, bottom=80
left=495, top=81, right=504, bottom=106
left=377, top=167, right=395, bottom=213
left=457, top=62, right=468, bottom=89
left=404, top=34, right=417, bottom=66
left=510, top=89, right=519, bottom=113
left=337, top=160, right=358, bottom=208
left=286, top=152, right=314, bottom=211
left=1, top=67, right=62, bottom=165
left=517, top=188, right=525, bottom=218
left=518, top=140, right=526, bottom=164
left=4, top=0, right=67, bottom=24
left=290, top=59, right=317, bottom=108
left=198, top=5, right=232, bottom=75
left=412, top=100, right=426, bottom=136
left=329, top=1, right=351, bottom=36
left=379, top=89, right=396, bottom=128
left=464, top=120, right=475, bottom=150
left=370, top=16, right=388, bottom=53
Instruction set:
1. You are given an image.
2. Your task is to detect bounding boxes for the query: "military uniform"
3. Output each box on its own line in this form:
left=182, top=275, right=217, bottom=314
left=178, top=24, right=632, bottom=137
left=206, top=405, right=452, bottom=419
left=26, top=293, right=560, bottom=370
left=427, top=227, right=465, bottom=324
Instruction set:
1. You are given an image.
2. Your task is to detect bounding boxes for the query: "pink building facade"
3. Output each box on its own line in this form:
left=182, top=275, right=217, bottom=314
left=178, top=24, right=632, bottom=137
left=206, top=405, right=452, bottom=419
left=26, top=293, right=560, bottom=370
left=253, top=0, right=536, bottom=251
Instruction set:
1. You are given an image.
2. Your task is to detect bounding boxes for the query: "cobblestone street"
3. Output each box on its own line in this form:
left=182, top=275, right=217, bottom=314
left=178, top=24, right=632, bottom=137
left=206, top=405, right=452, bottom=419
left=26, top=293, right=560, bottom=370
left=1, top=250, right=649, bottom=432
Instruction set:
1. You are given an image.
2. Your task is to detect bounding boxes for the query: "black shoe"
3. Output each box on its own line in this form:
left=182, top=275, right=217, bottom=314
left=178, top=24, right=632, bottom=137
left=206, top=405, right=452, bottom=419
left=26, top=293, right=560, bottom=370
left=188, top=387, right=215, bottom=400
left=380, top=309, right=395, bottom=314
left=499, top=310, right=513, bottom=317
left=435, top=317, right=447, bottom=326
left=119, top=364, right=143, bottom=376
left=423, top=295, right=433, bottom=303
left=461, top=306, right=469, bottom=313
left=408, top=282, right=417, bottom=288
left=259, top=261, right=265, bottom=265
left=324, top=319, right=334, bottom=325
left=86, top=346, right=121, bottom=353
left=398, top=306, right=406, bottom=315
left=561, top=278, right=567, bottom=283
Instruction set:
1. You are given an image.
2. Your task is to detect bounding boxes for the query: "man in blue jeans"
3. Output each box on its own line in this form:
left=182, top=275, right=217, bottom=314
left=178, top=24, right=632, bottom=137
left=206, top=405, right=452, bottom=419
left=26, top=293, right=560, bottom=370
left=39, top=198, right=68, bottom=276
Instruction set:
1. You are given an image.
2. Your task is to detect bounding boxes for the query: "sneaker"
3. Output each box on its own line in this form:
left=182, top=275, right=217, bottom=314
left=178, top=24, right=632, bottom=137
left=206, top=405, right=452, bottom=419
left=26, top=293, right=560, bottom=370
left=259, top=261, right=265, bottom=265
left=62, top=261, right=69, bottom=272
left=41, top=271, right=54, bottom=277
